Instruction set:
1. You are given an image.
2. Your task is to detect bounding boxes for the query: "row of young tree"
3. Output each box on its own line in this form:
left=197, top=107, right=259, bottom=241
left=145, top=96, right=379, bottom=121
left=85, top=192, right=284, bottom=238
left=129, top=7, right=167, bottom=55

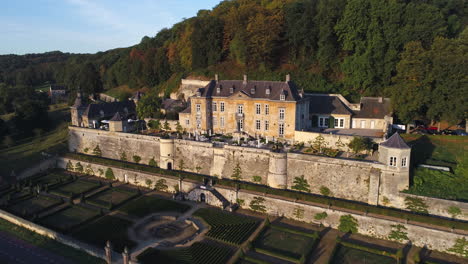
left=0, top=0, right=466, bottom=123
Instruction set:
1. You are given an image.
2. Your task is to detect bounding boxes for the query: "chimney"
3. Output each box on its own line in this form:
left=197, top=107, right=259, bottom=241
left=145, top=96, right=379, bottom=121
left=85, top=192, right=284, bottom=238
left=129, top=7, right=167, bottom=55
left=286, top=74, right=291, bottom=82
left=378, top=97, right=383, bottom=103
left=243, top=74, right=247, bottom=85
left=215, top=74, right=219, bottom=82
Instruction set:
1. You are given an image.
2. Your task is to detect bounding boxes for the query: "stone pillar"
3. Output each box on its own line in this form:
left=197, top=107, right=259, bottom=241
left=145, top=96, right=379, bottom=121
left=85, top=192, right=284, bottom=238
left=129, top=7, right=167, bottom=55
left=105, top=241, right=112, bottom=264
left=122, top=247, right=130, bottom=264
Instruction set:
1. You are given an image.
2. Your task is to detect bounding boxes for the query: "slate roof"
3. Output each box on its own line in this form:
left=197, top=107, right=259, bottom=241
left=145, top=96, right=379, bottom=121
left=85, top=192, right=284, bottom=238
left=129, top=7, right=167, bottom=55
left=308, top=95, right=353, bottom=115
left=354, top=97, right=391, bottom=119
left=198, top=80, right=302, bottom=101
left=180, top=102, right=191, bottom=114
left=83, top=100, right=136, bottom=119
left=380, top=133, right=410, bottom=149
left=109, top=112, right=123, bottom=122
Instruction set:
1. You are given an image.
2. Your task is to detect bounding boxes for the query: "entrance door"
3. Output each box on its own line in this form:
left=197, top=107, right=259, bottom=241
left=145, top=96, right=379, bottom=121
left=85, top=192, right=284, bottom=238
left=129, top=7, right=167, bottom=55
left=360, top=120, right=366, bottom=128
left=200, top=193, right=206, bottom=203
left=370, top=121, right=375, bottom=129
left=167, top=162, right=172, bottom=170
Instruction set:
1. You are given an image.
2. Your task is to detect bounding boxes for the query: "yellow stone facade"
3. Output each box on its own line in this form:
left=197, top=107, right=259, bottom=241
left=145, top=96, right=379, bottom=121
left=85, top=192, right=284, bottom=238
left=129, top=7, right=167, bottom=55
left=180, top=91, right=298, bottom=139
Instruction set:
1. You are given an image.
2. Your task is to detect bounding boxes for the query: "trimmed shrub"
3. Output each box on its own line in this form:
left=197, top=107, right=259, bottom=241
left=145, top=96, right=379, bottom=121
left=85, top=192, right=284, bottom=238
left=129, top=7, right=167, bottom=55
left=105, top=168, right=115, bottom=180
left=338, top=215, right=358, bottom=233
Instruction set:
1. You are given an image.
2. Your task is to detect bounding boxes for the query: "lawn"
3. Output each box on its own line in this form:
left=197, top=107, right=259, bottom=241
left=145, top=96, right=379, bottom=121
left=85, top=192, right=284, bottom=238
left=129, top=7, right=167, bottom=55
left=137, top=241, right=233, bottom=264
left=51, top=179, right=101, bottom=198
left=193, top=208, right=260, bottom=245
left=0, top=218, right=104, bottom=264
left=401, top=135, right=468, bottom=201
left=72, top=215, right=136, bottom=252
left=331, top=245, right=396, bottom=264
left=39, top=205, right=101, bottom=232
left=118, top=195, right=191, bottom=217
left=29, top=172, right=74, bottom=186
left=254, top=225, right=317, bottom=261
left=86, top=187, right=139, bottom=209
left=9, top=195, right=62, bottom=216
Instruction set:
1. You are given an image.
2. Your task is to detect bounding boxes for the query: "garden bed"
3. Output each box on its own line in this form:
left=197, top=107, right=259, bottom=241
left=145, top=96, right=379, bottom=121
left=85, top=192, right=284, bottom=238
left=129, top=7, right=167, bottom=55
left=118, top=195, right=191, bottom=217
left=50, top=179, right=101, bottom=198
left=253, top=224, right=318, bottom=263
left=39, top=205, right=101, bottom=232
left=86, top=187, right=139, bottom=209
left=137, top=241, right=233, bottom=264
left=8, top=195, right=62, bottom=217
left=72, top=215, right=136, bottom=252
left=194, top=208, right=260, bottom=245
left=330, top=244, right=397, bottom=264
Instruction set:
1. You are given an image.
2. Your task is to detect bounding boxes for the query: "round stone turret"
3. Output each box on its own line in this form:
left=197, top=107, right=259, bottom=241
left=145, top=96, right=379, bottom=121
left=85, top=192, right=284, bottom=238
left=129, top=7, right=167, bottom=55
left=160, top=138, right=175, bottom=170
left=267, top=152, right=288, bottom=188
left=378, top=133, right=411, bottom=171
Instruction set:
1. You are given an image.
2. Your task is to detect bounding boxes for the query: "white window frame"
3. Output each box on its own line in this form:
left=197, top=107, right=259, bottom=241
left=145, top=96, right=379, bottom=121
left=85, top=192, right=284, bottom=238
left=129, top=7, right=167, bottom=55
left=265, top=104, right=269, bottom=115
left=279, top=123, right=285, bottom=137
left=279, top=108, right=285, bottom=121
left=220, top=116, right=225, bottom=128
left=256, top=120, right=261, bottom=130
left=280, top=94, right=285, bottom=101
left=185, top=119, right=190, bottom=125
left=319, top=117, right=329, bottom=128
left=196, top=104, right=201, bottom=113
left=402, top=157, right=407, bottom=167
left=237, top=104, right=244, bottom=114
left=256, top=104, right=261, bottom=115
left=213, top=116, right=217, bottom=126
left=389, top=156, right=397, bottom=167
left=238, top=119, right=244, bottom=131
left=361, top=120, right=366, bottom=128
left=264, top=120, right=269, bottom=131
left=334, top=118, right=345, bottom=128
left=266, top=88, right=270, bottom=95
left=220, top=102, right=225, bottom=112
left=213, top=102, right=217, bottom=112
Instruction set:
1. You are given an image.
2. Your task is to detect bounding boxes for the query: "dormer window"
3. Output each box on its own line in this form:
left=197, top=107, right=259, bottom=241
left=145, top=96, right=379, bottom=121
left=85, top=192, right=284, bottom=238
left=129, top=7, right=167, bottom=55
left=266, top=88, right=271, bottom=95
left=230, top=87, right=234, bottom=94
left=217, top=87, right=221, bottom=94
left=196, top=90, right=201, bottom=97
left=280, top=94, right=285, bottom=101
left=251, top=88, right=255, bottom=94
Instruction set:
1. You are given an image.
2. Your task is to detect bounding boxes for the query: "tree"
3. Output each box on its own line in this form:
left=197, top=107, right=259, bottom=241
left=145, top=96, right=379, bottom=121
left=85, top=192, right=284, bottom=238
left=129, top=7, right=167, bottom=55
left=314, top=212, right=328, bottom=220
left=105, top=168, right=115, bottom=180
left=319, top=186, right=331, bottom=196
left=447, top=237, right=468, bottom=258
left=85, top=165, right=94, bottom=176
left=348, top=137, right=373, bottom=155
left=120, top=152, right=127, bottom=161
left=66, top=160, right=74, bottom=171
left=149, top=157, right=157, bottom=167
left=93, top=145, right=102, bottom=157
left=292, top=175, right=310, bottom=192
left=293, top=206, right=305, bottom=219
left=448, top=206, right=462, bottom=219
left=176, top=121, right=183, bottom=134
left=133, top=155, right=141, bottom=164
left=163, top=120, right=171, bottom=131
left=145, top=179, right=153, bottom=189
left=312, top=135, right=328, bottom=153
left=338, top=215, right=358, bottom=233
left=148, top=120, right=161, bottom=130
left=75, top=162, right=83, bottom=173
left=136, top=93, right=161, bottom=119
left=388, top=224, right=409, bottom=242
left=249, top=197, right=266, bottom=213
left=404, top=197, right=429, bottom=214
left=154, top=179, right=168, bottom=192
left=231, top=162, right=242, bottom=180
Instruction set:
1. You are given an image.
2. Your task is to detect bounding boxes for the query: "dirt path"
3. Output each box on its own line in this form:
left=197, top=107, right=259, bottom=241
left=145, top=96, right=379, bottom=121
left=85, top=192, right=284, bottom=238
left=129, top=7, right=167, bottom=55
left=308, top=228, right=339, bottom=264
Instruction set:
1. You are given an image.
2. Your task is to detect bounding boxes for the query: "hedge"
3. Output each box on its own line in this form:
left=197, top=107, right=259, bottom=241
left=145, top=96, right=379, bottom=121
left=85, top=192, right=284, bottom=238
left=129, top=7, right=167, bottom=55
left=254, top=247, right=301, bottom=263
left=64, top=153, right=468, bottom=231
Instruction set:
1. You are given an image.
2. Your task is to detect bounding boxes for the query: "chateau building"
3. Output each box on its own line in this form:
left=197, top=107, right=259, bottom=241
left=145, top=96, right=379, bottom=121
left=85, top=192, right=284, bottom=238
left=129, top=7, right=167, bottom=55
left=179, top=75, right=393, bottom=140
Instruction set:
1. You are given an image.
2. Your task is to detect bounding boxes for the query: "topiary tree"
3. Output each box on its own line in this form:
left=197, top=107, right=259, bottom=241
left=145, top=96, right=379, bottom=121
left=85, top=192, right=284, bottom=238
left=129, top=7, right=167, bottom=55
left=448, top=206, right=462, bottom=219
left=149, top=157, right=157, bottom=167
left=338, top=215, right=358, bottom=233
left=66, top=160, right=74, bottom=171
left=252, top=175, right=262, bottom=183
left=447, top=237, right=468, bottom=258
left=105, top=168, right=115, bottom=180
left=314, top=212, right=328, bottom=220
left=312, top=135, right=328, bottom=153
left=335, top=137, right=346, bottom=150
left=404, top=197, right=428, bottom=214
left=148, top=119, right=161, bottom=130
left=98, top=168, right=104, bottom=176
left=93, top=145, right=102, bottom=156
left=231, top=162, right=242, bottom=180
left=145, top=179, right=153, bottom=189
left=163, top=120, right=171, bottom=131
left=155, top=179, right=168, bottom=192
left=178, top=159, right=185, bottom=171
left=133, top=155, right=141, bottom=164
left=293, top=206, right=305, bottom=219
left=176, top=121, right=183, bottom=134
left=319, top=186, right=331, bottom=196
left=75, top=162, right=84, bottom=173
left=292, top=175, right=310, bottom=192
left=120, top=151, right=127, bottom=161
left=348, top=137, right=373, bottom=155
left=388, top=224, right=409, bottom=242
left=249, top=197, right=266, bottom=213
left=85, top=165, right=94, bottom=176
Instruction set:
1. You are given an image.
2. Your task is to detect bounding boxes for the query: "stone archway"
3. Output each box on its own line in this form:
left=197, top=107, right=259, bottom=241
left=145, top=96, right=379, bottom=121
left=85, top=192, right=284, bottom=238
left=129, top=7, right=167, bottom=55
left=200, top=193, right=206, bottom=203
left=167, top=162, right=172, bottom=170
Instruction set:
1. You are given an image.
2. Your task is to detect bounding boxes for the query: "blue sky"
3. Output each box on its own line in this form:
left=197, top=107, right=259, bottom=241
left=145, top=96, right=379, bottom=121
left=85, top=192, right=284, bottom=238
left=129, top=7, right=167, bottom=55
left=0, top=0, right=221, bottom=55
